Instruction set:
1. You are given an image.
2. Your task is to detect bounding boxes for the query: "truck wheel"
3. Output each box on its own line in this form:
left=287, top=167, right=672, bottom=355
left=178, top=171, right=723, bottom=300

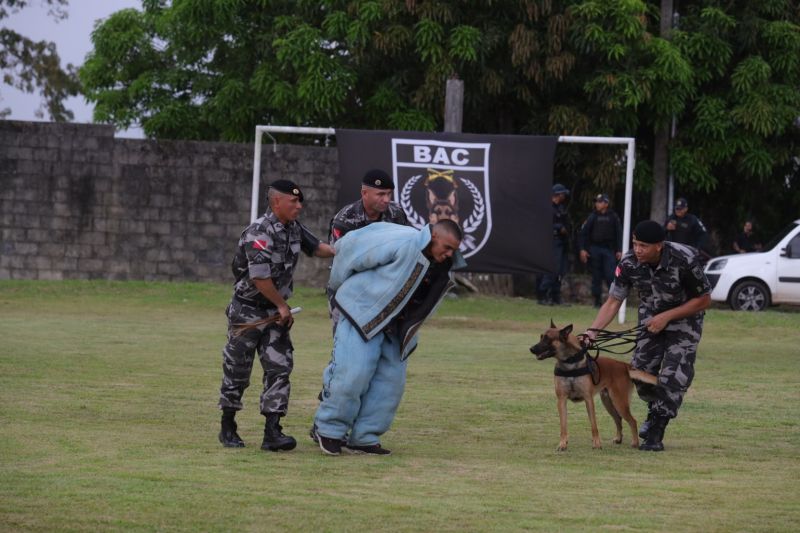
left=729, top=280, right=770, bottom=311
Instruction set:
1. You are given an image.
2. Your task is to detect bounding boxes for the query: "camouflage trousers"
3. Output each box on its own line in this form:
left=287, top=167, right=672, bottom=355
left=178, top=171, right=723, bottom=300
left=631, top=316, right=703, bottom=419
left=218, top=300, right=294, bottom=416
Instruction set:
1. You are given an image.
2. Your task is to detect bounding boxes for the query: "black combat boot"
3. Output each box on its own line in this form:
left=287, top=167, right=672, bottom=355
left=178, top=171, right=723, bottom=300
left=219, top=408, right=245, bottom=448
left=261, top=413, right=297, bottom=451
left=638, top=405, right=656, bottom=439
left=639, top=415, right=670, bottom=452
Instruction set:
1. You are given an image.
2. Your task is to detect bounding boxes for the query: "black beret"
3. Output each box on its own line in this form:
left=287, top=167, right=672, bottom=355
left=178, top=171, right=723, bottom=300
left=270, top=179, right=303, bottom=202
left=362, top=169, right=394, bottom=190
left=634, top=220, right=666, bottom=244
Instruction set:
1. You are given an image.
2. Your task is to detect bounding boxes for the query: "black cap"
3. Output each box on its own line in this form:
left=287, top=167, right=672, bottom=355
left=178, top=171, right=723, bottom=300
left=362, top=169, right=394, bottom=190
left=595, top=193, right=609, bottom=203
left=269, top=179, right=303, bottom=202
left=552, top=183, right=570, bottom=195
left=633, top=220, right=666, bottom=244
left=675, top=197, right=688, bottom=209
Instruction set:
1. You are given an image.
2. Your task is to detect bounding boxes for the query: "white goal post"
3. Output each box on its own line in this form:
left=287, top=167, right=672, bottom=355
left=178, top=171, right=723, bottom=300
left=251, top=125, right=635, bottom=323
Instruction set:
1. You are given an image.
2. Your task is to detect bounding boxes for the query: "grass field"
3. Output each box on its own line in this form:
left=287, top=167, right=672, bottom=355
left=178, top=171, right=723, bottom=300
left=1, top=280, right=798, bottom=532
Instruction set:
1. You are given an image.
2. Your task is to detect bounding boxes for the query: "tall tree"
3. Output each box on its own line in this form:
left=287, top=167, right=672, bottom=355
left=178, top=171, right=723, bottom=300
left=80, top=0, right=580, bottom=141
left=0, top=0, right=80, bottom=120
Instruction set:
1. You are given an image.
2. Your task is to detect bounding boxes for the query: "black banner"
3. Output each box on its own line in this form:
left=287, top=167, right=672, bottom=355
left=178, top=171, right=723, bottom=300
left=335, top=129, right=558, bottom=274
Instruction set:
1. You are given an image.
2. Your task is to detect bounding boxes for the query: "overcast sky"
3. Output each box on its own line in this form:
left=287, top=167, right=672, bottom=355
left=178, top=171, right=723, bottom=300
left=2, top=0, right=143, bottom=137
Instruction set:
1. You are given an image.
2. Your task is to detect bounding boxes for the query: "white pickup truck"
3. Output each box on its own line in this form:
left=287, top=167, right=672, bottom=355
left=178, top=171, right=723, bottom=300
left=704, top=219, right=800, bottom=311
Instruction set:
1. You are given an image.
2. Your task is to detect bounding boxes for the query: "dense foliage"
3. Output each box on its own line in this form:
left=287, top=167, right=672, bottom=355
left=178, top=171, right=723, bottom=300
left=79, top=0, right=799, bottom=240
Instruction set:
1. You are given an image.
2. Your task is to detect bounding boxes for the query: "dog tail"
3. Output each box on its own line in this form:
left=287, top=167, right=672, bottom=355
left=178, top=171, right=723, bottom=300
left=628, top=369, right=658, bottom=385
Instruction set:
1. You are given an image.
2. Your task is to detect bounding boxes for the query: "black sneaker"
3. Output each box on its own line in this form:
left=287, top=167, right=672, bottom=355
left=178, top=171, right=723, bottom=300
left=344, top=443, right=391, bottom=455
left=318, top=434, right=343, bottom=456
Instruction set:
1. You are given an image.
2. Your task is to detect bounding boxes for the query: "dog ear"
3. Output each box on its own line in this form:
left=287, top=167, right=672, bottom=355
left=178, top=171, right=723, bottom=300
left=550, top=318, right=556, bottom=329
left=559, top=324, right=573, bottom=341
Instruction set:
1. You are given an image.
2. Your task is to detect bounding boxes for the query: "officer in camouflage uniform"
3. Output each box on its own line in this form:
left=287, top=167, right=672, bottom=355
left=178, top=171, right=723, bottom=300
left=328, top=169, right=408, bottom=244
left=584, top=220, right=711, bottom=452
left=218, top=179, right=334, bottom=451
left=326, top=169, right=409, bottom=329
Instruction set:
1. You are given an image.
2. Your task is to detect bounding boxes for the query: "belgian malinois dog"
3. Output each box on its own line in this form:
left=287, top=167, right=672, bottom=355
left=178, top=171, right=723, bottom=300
left=530, top=320, right=658, bottom=451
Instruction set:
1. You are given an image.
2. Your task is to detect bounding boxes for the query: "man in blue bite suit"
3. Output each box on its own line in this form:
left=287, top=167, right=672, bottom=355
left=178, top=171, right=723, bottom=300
left=313, top=220, right=465, bottom=456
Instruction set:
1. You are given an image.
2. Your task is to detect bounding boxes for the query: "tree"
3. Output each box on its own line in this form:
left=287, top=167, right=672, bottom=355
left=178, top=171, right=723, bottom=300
left=570, top=0, right=800, bottom=238
left=80, top=0, right=581, bottom=141
left=80, top=0, right=799, bottom=237
left=0, top=0, right=80, bottom=120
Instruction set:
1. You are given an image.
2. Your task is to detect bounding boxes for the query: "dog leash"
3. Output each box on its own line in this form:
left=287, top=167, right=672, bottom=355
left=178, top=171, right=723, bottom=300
left=580, top=324, right=648, bottom=359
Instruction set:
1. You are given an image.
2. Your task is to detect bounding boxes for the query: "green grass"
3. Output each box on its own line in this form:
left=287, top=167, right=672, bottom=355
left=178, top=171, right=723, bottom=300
left=1, top=280, right=798, bottom=532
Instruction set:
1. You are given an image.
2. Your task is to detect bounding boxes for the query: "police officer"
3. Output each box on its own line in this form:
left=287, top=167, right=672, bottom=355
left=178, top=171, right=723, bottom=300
left=665, top=197, right=708, bottom=250
left=584, top=220, right=711, bottom=452
left=578, top=193, right=622, bottom=307
left=328, top=169, right=409, bottom=244
left=327, top=169, right=409, bottom=327
left=218, top=179, right=334, bottom=451
left=538, top=183, right=571, bottom=305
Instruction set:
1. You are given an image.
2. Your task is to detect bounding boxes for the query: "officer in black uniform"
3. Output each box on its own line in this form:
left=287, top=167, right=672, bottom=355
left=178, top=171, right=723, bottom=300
left=218, top=179, right=334, bottom=451
left=578, top=193, right=622, bottom=307
left=664, top=197, right=708, bottom=251
left=537, top=183, right=571, bottom=305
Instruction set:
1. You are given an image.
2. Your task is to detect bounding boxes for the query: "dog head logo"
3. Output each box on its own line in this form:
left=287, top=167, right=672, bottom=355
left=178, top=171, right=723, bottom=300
left=424, top=169, right=459, bottom=224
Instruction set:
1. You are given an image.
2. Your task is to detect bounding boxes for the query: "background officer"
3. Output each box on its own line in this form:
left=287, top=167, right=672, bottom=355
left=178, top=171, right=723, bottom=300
left=218, top=179, right=334, bottom=451
left=578, top=193, right=622, bottom=307
left=537, top=183, right=571, bottom=305
left=665, top=197, right=709, bottom=253
left=584, top=220, right=711, bottom=452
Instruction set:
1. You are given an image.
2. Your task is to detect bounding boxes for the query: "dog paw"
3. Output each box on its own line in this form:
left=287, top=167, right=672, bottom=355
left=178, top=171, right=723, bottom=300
left=557, top=443, right=568, bottom=452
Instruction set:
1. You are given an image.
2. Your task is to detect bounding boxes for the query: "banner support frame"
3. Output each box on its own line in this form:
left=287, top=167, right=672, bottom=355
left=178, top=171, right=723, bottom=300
left=252, top=127, right=635, bottom=323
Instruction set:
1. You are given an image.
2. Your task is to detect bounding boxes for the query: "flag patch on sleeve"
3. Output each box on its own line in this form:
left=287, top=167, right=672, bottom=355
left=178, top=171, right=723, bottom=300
left=252, top=239, right=269, bottom=251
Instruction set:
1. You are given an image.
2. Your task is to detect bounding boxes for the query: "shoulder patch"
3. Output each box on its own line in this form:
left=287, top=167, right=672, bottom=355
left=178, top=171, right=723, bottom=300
left=615, top=265, right=621, bottom=278
left=252, top=239, right=269, bottom=251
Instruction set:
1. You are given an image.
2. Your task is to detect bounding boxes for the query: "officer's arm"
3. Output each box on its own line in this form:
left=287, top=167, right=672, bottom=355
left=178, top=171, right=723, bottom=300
left=648, top=294, right=711, bottom=334
left=578, top=216, right=591, bottom=252
left=252, top=278, right=292, bottom=325
left=298, top=223, right=335, bottom=258
left=585, top=296, right=624, bottom=341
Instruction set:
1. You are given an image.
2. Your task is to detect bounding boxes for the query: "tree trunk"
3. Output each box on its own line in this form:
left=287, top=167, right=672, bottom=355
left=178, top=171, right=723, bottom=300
left=444, top=78, right=464, bottom=133
left=650, top=0, right=674, bottom=222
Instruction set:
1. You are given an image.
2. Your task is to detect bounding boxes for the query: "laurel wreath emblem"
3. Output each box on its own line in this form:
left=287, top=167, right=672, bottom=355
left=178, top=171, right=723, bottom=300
left=401, top=175, right=426, bottom=228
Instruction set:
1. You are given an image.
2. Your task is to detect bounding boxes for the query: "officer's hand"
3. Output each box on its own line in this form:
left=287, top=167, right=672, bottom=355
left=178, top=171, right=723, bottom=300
left=666, top=221, right=676, bottom=231
left=645, top=314, right=668, bottom=335
left=615, top=251, right=622, bottom=261
left=580, top=330, right=597, bottom=346
left=277, top=304, right=294, bottom=329
left=579, top=250, right=589, bottom=263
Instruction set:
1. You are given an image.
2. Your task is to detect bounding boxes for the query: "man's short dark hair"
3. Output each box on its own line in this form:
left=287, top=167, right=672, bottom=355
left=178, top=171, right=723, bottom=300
left=433, top=219, right=462, bottom=241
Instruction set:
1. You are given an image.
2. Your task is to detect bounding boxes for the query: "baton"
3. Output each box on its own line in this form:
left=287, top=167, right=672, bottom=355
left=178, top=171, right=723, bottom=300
left=231, top=307, right=303, bottom=336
